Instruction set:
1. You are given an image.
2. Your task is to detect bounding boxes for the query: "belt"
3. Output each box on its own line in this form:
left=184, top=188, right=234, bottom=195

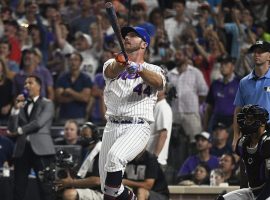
left=108, top=116, right=145, bottom=124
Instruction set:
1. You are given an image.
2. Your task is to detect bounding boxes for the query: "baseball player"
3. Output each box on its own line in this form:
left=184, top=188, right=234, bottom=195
left=217, top=105, right=270, bottom=200
left=99, top=26, right=166, bottom=200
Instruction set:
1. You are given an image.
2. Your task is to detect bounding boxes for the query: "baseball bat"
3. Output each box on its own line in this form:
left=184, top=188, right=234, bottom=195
left=105, top=2, right=129, bottom=63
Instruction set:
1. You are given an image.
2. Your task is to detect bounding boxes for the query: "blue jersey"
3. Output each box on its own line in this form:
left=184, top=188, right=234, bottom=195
left=234, top=69, right=270, bottom=122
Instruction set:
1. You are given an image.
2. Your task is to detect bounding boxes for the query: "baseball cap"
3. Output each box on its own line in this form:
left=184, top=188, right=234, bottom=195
left=217, top=55, right=236, bottom=64
left=248, top=40, right=270, bottom=53
left=23, top=47, right=42, bottom=58
left=195, top=131, right=211, bottom=141
left=121, top=26, right=150, bottom=47
left=75, top=31, right=92, bottom=46
left=213, top=122, right=227, bottom=130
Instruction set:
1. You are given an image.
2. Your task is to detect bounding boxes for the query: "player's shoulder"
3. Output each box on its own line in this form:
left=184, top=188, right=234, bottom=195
left=260, top=131, right=270, bottom=158
left=104, top=58, right=114, bottom=66
left=261, top=131, right=270, bottom=146
left=236, top=135, right=249, bottom=156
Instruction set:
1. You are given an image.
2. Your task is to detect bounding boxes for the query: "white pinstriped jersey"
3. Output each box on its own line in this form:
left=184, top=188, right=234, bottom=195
left=103, top=59, right=166, bottom=122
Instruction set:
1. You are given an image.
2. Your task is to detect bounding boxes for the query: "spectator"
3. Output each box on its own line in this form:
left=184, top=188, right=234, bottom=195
left=53, top=12, right=74, bottom=56
left=3, top=20, right=22, bottom=64
left=0, top=38, right=20, bottom=79
left=255, top=23, right=270, bottom=42
left=0, top=58, right=13, bottom=125
left=12, top=48, right=54, bottom=100
left=17, top=1, right=40, bottom=26
left=28, top=13, right=50, bottom=66
left=219, top=153, right=239, bottom=186
left=146, top=86, right=173, bottom=168
left=167, top=49, right=208, bottom=142
left=177, top=131, right=219, bottom=177
left=74, top=31, right=99, bottom=80
left=88, top=17, right=103, bottom=59
left=178, top=162, right=210, bottom=186
left=188, top=27, right=226, bottom=86
left=148, top=7, right=165, bottom=31
left=54, top=119, right=80, bottom=145
left=18, top=23, right=33, bottom=51
left=123, top=150, right=170, bottom=200
left=69, top=0, right=96, bottom=35
left=150, top=27, right=173, bottom=65
left=210, top=122, right=233, bottom=158
left=55, top=52, right=92, bottom=124
left=130, top=2, right=156, bottom=38
left=164, top=0, right=189, bottom=47
left=0, top=135, right=14, bottom=168
left=210, top=168, right=226, bottom=186
left=0, top=7, right=13, bottom=22
left=54, top=121, right=103, bottom=200
left=7, top=75, right=56, bottom=200
left=216, top=7, right=246, bottom=59
left=87, top=72, right=106, bottom=126
left=57, top=0, right=80, bottom=25
left=203, top=55, right=240, bottom=131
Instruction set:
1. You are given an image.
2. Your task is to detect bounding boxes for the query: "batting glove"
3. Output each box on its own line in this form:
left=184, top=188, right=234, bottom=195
left=115, top=52, right=127, bottom=65
left=126, top=62, right=143, bottom=74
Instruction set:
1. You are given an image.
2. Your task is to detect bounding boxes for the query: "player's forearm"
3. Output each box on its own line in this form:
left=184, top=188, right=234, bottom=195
left=139, top=69, right=163, bottom=90
left=104, top=60, right=126, bottom=79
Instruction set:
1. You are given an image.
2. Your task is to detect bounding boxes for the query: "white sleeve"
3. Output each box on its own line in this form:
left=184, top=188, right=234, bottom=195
left=102, top=59, right=115, bottom=81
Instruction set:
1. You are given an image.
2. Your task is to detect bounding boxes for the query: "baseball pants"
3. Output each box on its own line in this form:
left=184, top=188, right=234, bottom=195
left=99, top=121, right=151, bottom=191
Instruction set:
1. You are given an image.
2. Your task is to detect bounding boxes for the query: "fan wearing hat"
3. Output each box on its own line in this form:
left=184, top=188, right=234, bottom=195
left=177, top=131, right=219, bottom=178
left=210, top=122, right=233, bottom=158
left=203, top=54, right=239, bottom=132
left=100, top=26, right=166, bottom=200
left=233, top=40, right=270, bottom=150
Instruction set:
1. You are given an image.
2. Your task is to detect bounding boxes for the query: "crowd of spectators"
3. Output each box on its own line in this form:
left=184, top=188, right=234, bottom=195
left=0, top=0, right=270, bottom=192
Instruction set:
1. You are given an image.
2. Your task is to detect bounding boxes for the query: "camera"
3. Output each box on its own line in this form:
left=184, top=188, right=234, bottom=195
left=39, top=150, right=76, bottom=184
left=55, top=150, right=76, bottom=179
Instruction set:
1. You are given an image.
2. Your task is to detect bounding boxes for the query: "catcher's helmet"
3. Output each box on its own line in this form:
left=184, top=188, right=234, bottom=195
left=237, top=104, right=269, bottom=135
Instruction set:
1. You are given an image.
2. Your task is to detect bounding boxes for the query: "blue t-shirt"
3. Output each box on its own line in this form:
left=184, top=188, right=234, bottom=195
left=91, top=73, right=105, bottom=124
left=207, top=76, right=240, bottom=116
left=56, top=72, right=93, bottom=119
left=210, top=143, right=233, bottom=158
left=234, top=69, right=270, bottom=122
left=178, top=155, right=219, bottom=176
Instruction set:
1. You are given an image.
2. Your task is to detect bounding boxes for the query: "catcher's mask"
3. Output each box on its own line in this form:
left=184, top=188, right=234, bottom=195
left=237, top=104, right=269, bottom=135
